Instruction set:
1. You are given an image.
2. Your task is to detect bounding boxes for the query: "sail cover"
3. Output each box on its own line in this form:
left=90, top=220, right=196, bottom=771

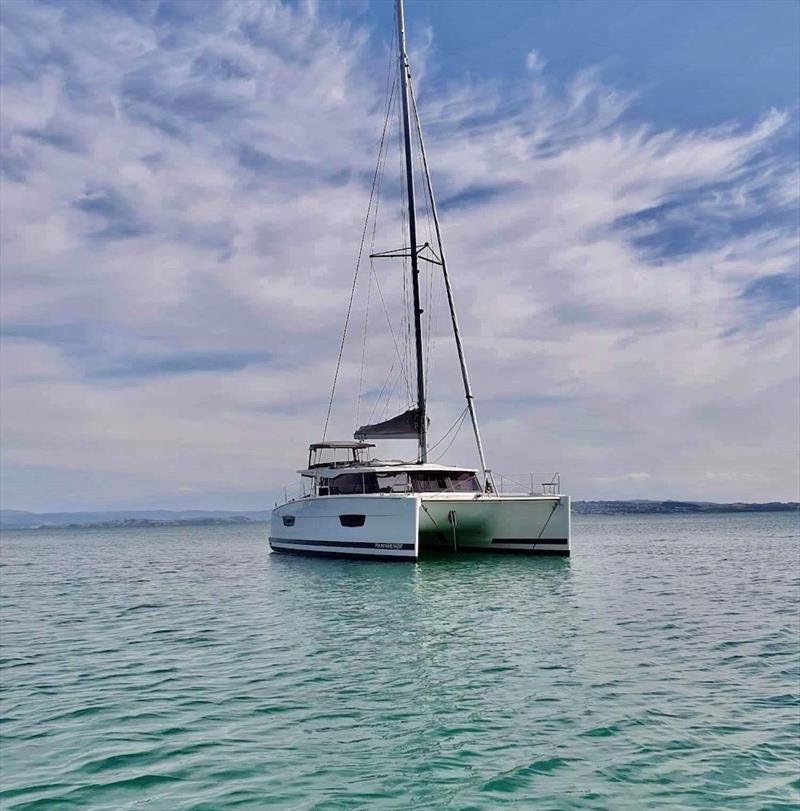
left=354, top=408, right=420, bottom=440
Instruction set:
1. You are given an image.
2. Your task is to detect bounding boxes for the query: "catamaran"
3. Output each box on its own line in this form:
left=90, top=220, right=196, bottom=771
left=270, top=0, right=570, bottom=560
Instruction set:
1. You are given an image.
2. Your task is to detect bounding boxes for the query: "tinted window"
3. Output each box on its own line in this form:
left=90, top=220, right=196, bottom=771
left=449, top=472, right=480, bottom=492
left=410, top=471, right=479, bottom=493
left=411, top=473, right=449, bottom=492
left=329, top=473, right=378, bottom=494
left=375, top=473, right=410, bottom=493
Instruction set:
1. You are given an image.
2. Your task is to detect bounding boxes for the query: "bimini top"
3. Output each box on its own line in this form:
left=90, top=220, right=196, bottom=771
left=308, top=441, right=375, bottom=451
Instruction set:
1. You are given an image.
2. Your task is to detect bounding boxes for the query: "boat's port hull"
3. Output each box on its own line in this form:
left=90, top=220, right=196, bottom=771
left=270, top=494, right=420, bottom=560
left=270, top=494, right=570, bottom=560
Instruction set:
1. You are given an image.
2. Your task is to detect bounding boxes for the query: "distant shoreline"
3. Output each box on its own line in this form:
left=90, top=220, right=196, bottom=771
left=1, top=501, right=797, bottom=530
left=572, top=500, right=799, bottom=516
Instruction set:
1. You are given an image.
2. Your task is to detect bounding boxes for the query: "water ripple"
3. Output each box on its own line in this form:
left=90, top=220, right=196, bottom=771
left=1, top=513, right=798, bottom=808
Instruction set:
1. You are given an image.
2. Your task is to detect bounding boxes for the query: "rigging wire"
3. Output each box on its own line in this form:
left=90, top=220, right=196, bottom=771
left=408, top=75, right=490, bottom=479
left=357, top=56, right=398, bottom=429
left=425, top=405, right=468, bottom=456
left=369, top=260, right=411, bottom=398
left=380, top=360, right=404, bottom=421
left=362, top=66, right=414, bottom=411
left=414, top=104, right=437, bottom=400
left=360, top=79, right=418, bottom=421
left=321, top=45, right=398, bottom=444
left=366, top=351, right=397, bottom=426
left=352, top=31, right=414, bottom=433
left=355, top=255, right=372, bottom=430
left=429, top=407, right=469, bottom=463
left=397, top=83, right=410, bottom=410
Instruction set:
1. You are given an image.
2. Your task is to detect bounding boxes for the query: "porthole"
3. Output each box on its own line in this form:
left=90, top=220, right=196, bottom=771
left=339, top=514, right=366, bottom=528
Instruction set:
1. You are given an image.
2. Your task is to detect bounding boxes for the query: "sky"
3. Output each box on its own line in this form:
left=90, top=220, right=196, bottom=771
left=1, top=0, right=798, bottom=512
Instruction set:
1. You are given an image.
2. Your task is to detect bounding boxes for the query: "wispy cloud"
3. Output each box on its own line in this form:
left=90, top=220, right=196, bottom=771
left=0, top=0, right=797, bottom=510
left=594, top=473, right=652, bottom=484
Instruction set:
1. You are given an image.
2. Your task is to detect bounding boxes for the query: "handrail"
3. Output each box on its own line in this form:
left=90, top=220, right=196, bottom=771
left=495, top=472, right=561, bottom=495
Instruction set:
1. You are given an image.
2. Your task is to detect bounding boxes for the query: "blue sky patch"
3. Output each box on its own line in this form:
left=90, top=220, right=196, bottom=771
left=72, top=186, right=145, bottom=240
left=740, top=272, right=799, bottom=318
left=95, top=350, right=273, bottom=380
left=439, top=183, right=518, bottom=212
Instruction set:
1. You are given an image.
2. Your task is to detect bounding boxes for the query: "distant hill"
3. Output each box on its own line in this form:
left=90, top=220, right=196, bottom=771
left=572, top=500, right=799, bottom=515
left=1, top=502, right=797, bottom=529
left=0, top=509, right=272, bottom=530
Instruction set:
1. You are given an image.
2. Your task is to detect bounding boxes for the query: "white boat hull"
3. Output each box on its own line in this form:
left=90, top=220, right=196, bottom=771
left=270, top=494, right=570, bottom=561
left=270, top=495, right=420, bottom=560
left=419, top=494, right=570, bottom=555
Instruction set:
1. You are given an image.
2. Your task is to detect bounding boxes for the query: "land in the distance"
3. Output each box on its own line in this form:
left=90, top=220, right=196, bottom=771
left=573, top=500, right=798, bottom=515
left=1, top=501, right=797, bottom=530
left=0, top=509, right=273, bottom=530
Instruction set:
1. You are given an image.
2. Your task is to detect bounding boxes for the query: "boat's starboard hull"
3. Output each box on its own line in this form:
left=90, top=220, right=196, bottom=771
left=418, top=494, right=570, bottom=555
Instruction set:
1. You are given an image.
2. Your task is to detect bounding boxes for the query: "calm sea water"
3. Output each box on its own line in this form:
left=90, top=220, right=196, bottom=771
left=1, top=513, right=798, bottom=810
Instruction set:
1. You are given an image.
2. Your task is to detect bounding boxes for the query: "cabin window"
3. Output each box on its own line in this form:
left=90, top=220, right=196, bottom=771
left=339, top=514, right=366, bottom=527
left=448, top=472, right=481, bottom=492
left=329, top=474, right=363, bottom=494
left=410, top=471, right=480, bottom=493
left=325, top=472, right=413, bottom=494
left=410, top=473, right=449, bottom=492
left=329, top=473, right=378, bottom=494
left=375, top=472, right=410, bottom=493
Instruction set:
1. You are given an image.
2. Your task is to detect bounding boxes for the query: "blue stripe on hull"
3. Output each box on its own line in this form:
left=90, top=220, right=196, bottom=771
left=269, top=541, right=416, bottom=562
left=269, top=537, right=415, bottom=551
left=269, top=538, right=568, bottom=559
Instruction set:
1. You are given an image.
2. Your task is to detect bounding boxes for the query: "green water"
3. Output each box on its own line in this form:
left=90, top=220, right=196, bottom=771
left=1, top=513, right=798, bottom=809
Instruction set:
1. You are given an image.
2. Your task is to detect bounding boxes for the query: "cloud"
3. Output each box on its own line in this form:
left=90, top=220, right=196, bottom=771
left=593, top=473, right=652, bottom=484
left=72, top=185, right=147, bottom=240
left=703, top=471, right=764, bottom=483
left=525, top=49, right=546, bottom=74
left=0, top=0, right=797, bottom=510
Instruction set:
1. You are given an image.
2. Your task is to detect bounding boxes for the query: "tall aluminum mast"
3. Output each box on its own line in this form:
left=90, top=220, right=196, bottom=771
left=396, top=0, right=427, bottom=463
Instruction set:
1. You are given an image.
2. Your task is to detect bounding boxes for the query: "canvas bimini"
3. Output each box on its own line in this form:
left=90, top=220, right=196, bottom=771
left=270, top=0, right=570, bottom=561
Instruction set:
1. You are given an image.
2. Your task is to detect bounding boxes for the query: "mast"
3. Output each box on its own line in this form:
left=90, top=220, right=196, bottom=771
left=409, top=82, right=490, bottom=487
left=396, top=0, right=427, bottom=463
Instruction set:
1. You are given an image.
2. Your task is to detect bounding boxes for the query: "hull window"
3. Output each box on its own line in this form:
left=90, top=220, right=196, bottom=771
left=282, top=516, right=296, bottom=527
left=339, top=514, right=366, bottom=528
